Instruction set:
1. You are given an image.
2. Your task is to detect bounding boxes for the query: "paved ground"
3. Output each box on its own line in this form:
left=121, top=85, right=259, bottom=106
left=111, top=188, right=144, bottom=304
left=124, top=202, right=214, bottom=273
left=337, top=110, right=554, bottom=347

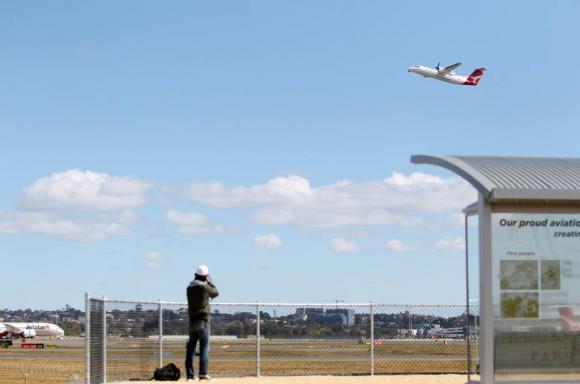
left=113, top=375, right=475, bottom=384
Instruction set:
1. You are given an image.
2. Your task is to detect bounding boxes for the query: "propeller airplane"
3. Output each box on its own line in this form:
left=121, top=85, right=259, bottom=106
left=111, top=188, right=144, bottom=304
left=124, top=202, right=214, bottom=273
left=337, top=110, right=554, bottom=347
left=408, top=62, right=486, bottom=86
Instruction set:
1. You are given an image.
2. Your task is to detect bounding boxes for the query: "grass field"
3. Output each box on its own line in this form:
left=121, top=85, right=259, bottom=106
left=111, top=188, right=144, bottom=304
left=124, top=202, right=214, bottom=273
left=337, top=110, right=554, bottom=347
left=0, top=337, right=477, bottom=384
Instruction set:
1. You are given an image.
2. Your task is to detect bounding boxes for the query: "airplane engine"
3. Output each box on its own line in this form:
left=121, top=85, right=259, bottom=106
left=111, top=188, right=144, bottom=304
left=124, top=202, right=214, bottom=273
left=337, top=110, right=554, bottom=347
left=20, top=329, right=36, bottom=339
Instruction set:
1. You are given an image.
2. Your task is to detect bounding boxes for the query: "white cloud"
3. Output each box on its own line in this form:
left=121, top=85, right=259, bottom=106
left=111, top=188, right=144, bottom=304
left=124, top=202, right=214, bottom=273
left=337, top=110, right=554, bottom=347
left=335, top=230, right=369, bottom=239
left=184, top=172, right=474, bottom=228
left=177, top=225, right=225, bottom=235
left=384, top=239, right=414, bottom=252
left=449, top=213, right=466, bottom=227
left=19, top=169, right=150, bottom=211
left=0, top=220, right=19, bottom=234
left=0, top=211, right=129, bottom=241
left=145, top=251, right=161, bottom=261
left=434, top=237, right=465, bottom=252
left=166, top=210, right=208, bottom=226
left=145, top=251, right=162, bottom=270
left=166, top=209, right=225, bottom=235
left=254, top=234, right=283, bottom=249
left=330, top=237, right=359, bottom=253
left=146, top=262, right=161, bottom=270
left=185, top=175, right=312, bottom=208
left=118, top=210, right=140, bottom=223
left=0, top=170, right=148, bottom=241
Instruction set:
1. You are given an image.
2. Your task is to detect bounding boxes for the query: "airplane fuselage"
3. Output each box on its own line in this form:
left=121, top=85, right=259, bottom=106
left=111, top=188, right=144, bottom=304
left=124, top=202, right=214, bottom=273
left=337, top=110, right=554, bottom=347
left=0, top=322, right=65, bottom=339
left=408, top=65, right=468, bottom=84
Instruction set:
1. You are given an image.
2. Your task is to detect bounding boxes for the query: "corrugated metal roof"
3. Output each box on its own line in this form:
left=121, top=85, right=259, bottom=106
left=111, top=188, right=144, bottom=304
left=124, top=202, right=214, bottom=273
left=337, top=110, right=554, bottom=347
left=411, top=155, right=580, bottom=201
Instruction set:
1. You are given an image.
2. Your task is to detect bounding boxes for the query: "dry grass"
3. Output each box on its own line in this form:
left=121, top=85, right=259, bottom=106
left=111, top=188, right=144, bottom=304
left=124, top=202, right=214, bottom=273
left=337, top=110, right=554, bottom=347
left=0, top=339, right=474, bottom=384
left=0, top=358, right=84, bottom=384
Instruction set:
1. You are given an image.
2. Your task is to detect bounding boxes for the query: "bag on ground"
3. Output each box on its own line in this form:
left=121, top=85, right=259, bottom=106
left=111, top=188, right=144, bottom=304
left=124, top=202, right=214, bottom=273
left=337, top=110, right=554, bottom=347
left=153, top=363, right=181, bottom=381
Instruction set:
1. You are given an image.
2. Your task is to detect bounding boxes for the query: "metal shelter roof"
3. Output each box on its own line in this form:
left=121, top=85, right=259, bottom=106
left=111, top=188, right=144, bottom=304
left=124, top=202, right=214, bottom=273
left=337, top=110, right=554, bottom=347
left=411, top=155, right=580, bottom=201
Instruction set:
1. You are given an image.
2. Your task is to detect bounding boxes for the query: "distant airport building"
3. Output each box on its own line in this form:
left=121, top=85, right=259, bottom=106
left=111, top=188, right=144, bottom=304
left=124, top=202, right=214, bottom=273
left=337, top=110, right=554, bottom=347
left=294, top=308, right=355, bottom=326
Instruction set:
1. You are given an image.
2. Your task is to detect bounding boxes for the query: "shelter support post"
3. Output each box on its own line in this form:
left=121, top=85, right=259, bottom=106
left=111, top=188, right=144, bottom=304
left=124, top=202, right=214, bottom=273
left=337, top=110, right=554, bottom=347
left=478, top=195, right=494, bottom=384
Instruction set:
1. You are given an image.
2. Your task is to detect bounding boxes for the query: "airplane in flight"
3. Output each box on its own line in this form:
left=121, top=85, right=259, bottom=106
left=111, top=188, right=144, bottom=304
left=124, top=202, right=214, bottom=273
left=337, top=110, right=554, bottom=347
left=408, top=62, right=486, bottom=86
left=0, top=322, right=65, bottom=339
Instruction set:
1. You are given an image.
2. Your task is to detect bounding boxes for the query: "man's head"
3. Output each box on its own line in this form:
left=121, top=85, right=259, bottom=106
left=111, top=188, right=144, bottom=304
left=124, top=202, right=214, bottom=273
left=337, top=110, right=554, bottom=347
left=195, top=265, right=209, bottom=281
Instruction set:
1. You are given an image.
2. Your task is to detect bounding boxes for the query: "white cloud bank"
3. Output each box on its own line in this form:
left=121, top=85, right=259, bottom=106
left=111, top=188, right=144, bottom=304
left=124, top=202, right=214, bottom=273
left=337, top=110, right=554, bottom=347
left=1, top=170, right=474, bottom=242
left=184, top=172, right=474, bottom=228
left=254, top=234, right=283, bottom=249
left=0, top=170, right=149, bottom=241
left=330, top=238, right=359, bottom=253
left=384, top=239, right=415, bottom=252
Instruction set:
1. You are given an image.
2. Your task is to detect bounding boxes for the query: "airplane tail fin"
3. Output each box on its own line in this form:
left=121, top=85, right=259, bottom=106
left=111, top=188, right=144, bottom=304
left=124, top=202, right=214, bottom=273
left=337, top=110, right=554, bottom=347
left=464, top=68, right=486, bottom=86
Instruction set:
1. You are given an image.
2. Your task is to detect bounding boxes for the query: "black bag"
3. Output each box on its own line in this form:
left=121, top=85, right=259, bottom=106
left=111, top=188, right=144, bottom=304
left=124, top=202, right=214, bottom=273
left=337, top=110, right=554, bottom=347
left=153, top=363, right=181, bottom=381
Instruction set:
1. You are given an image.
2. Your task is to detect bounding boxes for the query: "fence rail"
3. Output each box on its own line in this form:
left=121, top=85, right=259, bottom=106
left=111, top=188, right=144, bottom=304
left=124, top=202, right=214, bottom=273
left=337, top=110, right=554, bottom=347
left=85, top=295, right=479, bottom=384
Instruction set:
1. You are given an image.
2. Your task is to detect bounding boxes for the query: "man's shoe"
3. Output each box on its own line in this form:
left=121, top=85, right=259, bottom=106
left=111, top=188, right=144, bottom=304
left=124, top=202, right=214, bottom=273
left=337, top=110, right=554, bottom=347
left=186, top=377, right=198, bottom=382
left=198, top=375, right=215, bottom=381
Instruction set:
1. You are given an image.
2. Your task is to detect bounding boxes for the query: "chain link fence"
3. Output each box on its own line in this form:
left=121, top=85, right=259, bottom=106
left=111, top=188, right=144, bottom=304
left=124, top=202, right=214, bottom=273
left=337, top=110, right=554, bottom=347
left=86, top=297, right=479, bottom=383
left=87, top=295, right=105, bottom=384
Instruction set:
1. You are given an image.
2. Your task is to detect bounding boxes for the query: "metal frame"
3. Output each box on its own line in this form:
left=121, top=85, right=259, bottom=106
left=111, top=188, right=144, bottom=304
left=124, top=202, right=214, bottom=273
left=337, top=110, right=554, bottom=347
left=464, top=201, right=480, bottom=382
left=85, top=293, right=91, bottom=384
left=465, top=213, right=472, bottom=382
left=478, top=195, right=493, bottom=384
left=158, top=301, right=163, bottom=368
left=370, top=301, right=374, bottom=376
left=256, top=301, right=261, bottom=377
left=412, top=155, right=495, bottom=198
left=102, top=297, right=107, bottom=384
left=411, top=155, right=580, bottom=202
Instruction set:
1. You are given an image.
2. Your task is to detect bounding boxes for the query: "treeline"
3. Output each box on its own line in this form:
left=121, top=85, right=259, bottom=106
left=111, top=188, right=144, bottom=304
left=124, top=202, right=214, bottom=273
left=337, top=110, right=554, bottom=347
left=105, top=308, right=470, bottom=339
left=1, top=306, right=473, bottom=339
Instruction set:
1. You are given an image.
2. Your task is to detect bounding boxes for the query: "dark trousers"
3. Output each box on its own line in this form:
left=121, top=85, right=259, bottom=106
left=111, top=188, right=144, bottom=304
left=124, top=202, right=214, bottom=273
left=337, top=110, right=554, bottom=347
left=185, top=320, right=210, bottom=378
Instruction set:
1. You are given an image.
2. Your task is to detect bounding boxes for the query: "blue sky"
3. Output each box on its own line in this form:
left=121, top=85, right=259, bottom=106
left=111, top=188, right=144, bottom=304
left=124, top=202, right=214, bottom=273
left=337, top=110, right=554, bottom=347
left=1, top=1, right=579, bottom=309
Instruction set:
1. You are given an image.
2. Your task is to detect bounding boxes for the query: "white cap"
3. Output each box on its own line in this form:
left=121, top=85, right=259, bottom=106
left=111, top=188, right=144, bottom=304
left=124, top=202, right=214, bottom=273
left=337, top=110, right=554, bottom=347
left=196, top=265, right=209, bottom=276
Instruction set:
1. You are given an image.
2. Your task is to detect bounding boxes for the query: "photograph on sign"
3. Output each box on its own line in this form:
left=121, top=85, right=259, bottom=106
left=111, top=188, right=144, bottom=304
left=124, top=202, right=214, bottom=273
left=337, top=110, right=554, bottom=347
left=500, top=292, right=539, bottom=318
left=541, top=260, right=561, bottom=290
left=500, top=260, right=538, bottom=290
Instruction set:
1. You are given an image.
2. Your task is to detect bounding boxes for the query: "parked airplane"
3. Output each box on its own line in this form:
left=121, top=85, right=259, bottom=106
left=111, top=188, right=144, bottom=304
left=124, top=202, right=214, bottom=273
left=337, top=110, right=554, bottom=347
left=0, top=322, right=65, bottom=339
left=408, top=62, right=486, bottom=86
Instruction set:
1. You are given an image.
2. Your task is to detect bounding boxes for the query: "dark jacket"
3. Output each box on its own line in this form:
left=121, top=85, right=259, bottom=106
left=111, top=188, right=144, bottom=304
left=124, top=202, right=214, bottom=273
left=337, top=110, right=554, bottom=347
left=187, top=278, right=219, bottom=321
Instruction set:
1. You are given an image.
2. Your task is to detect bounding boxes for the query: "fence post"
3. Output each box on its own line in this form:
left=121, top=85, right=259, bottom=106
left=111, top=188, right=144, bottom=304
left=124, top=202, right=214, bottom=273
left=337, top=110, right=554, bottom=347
left=85, top=292, right=91, bottom=384
left=256, top=301, right=261, bottom=377
left=408, top=308, right=412, bottom=338
left=158, top=300, right=163, bottom=368
left=102, top=297, right=107, bottom=384
left=370, top=302, right=374, bottom=376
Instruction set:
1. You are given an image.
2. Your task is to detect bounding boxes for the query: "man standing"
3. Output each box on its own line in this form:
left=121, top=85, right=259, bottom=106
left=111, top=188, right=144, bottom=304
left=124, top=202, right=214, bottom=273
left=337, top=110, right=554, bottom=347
left=185, top=265, right=219, bottom=381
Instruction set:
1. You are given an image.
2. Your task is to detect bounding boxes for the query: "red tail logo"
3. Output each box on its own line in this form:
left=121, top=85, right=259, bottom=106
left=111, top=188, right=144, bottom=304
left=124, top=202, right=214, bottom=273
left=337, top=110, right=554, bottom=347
left=464, top=68, right=486, bottom=86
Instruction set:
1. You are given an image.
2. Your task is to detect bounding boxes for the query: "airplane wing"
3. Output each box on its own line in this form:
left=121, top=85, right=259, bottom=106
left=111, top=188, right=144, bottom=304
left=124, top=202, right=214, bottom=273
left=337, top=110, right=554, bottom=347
left=441, top=62, right=462, bottom=73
